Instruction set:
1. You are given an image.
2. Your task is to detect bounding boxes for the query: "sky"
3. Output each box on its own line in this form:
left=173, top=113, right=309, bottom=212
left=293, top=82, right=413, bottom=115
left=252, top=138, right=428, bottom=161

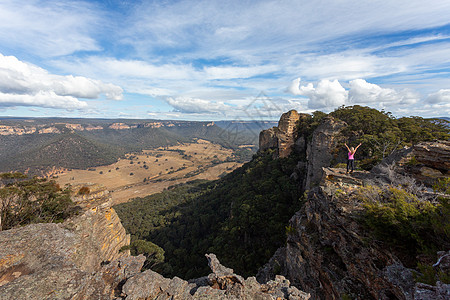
left=0, top=0, right=449, bottom=121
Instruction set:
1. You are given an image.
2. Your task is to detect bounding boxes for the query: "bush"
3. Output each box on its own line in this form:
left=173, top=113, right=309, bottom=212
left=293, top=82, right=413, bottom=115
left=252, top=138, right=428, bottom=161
left=78, top=186, right=90, bottom=195
left=359, top=185, right=449, bottom=267
left=129, top=239, right=165, bottom=270
left=414, top=262, right=450, bottom=285
left=0, top=175, right=78, bottom=230
left=433, top=178, right=450, bottom=195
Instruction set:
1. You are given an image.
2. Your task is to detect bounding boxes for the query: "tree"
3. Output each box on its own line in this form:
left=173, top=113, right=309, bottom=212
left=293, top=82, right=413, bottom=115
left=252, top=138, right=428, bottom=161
left=130, top=239, right=165, bottom=269
left=0, top=173, right=77, bottom=231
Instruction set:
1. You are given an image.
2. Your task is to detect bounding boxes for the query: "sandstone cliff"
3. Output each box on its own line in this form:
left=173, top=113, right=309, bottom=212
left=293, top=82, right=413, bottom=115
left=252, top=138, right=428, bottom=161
left=0, top=184, right=131, bottom=299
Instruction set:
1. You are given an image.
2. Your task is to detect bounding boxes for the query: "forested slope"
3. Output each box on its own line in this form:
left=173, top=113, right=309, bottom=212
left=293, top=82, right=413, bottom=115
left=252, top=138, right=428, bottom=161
left=114, top=150, right=303, bottom=279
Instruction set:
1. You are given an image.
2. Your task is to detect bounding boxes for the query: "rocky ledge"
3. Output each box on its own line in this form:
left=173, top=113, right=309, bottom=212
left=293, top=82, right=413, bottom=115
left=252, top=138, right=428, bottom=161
left=0, top=184, right=131, bottom=299
left=257, top=165, right=450, bottom=300
left=122, top=254, right=310, bottom=300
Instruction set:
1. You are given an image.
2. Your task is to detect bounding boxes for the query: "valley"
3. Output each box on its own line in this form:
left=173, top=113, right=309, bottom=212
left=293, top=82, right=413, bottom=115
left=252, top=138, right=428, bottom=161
left=56, top=139, right=244, bottom=204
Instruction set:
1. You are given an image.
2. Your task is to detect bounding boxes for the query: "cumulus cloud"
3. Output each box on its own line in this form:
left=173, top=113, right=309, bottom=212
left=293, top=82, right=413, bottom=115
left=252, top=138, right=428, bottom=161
left=287, top=78, right=421, bottom=111
left=288, top=78, right=347, bottom=109
left=426, top=89, right=450, bottom=104
left=348, top=79, right=418, bottom=105
left=0, top=53, right=123, bottom=109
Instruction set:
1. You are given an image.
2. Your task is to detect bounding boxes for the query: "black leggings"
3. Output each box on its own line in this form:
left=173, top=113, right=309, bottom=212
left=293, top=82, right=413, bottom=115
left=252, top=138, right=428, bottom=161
left=347, top=159, right=355, bottom=172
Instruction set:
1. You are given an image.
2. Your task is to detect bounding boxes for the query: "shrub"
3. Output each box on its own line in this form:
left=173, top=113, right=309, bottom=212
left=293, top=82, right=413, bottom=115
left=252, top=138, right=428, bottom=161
left=78, top=186, right=90, bottom=195
left=433, top=178, right=450, bottom=195
left=360, top=185, right=449, bottom=266
left=1, top=175, right=77, bottom=230
left=414, top=262, right=450, bottom=286
left=130, top=239, right=165, bottom=270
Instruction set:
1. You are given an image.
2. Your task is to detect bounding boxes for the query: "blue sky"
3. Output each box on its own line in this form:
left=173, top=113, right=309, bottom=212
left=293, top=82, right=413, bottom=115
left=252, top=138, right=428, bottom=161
left=0, top=0, right=449, bottom=120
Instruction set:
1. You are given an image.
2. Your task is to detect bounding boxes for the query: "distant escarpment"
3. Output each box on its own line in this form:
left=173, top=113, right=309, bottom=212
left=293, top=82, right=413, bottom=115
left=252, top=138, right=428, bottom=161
left=0, top=119, right=262, bottom=175
left=258, top=106, right=450, bottom=299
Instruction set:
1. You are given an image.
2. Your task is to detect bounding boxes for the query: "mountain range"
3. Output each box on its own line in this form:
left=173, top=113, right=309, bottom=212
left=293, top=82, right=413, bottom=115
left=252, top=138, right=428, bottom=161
left=0, top=118, right=277, bottom=174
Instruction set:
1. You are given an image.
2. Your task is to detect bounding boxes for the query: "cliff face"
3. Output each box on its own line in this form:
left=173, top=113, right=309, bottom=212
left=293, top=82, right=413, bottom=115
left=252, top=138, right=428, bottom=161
left=259, top=165, right=449, bottom=300
left=259, top=111, right=347, bottom=189
left=0, top=184, right=131, bottom=299
left=304, top=116, right=347, bottom=190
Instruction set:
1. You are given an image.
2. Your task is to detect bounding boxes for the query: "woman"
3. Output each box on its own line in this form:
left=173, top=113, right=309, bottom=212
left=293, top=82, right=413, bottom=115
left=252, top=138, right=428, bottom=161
left=345, top=142, right=361, bottom=174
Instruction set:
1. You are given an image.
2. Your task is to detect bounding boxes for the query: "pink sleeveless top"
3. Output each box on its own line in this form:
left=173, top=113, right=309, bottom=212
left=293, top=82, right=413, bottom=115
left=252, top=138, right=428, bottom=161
left=348, top=152, right=355, bottom=160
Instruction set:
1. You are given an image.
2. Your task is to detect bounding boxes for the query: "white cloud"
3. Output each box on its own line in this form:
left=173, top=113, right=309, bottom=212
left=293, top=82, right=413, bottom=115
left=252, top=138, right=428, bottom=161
left=203, top=65, right=278, bottom=80
left=348, top=79, right=418, bottom=105
left=0, top=53, right=123, bottom=109
left=0, top=91, right=87, bottom=109
left=51, top=75, right=123, bottom=100
left=2, top=0, right=450, bottom=119
left=161, top=94, right=310, bottom=120
left=288, top=78, right=348, bottom=109
left=0, top=0, right=101, bottom=57
left=426, top=89, right=450, bottom=104
left=288, top=78, right=421, bottom=111
left=165, top=97, right=230, bottom=114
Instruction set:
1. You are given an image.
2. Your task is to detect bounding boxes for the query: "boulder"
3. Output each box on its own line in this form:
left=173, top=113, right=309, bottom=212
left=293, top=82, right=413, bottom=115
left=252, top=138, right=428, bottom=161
left=413, top=140, right=450, bottom=172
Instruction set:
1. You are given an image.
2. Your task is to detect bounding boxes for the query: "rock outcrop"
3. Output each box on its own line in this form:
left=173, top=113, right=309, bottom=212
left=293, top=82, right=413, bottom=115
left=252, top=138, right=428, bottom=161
left=258, top=163, right=450, bottom=299
left=260, top=112, right=347, bottom=189
left=259, top=110, right=307, bottom=158
left=259, top=110, right=450, bottom=299
left=413, top=140, right=450, bottom=173
left=122, top=253, right=310, bottom=300
left=258, top=169, right=412, bottom=299
left=304, top=116, right=347, bottom=190
left=0, top=185, right=131, bottom=299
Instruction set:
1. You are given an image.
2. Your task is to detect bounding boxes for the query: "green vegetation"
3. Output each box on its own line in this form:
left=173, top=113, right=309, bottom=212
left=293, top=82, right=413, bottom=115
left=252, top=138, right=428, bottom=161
left=433, top=178, right=450, bottom=194
left=77, top=186, right=90, bottom=195
left=296, top=110, right=327, bottom=142
left=328, top=106, right=449, bottom=169
left=414, top=262, right=450, bottom=285
left=114, top=150, right=303, bottom=279
left=0, top=172, right=78, bottom=230
left=121, top=239, right=165, bottom=270
left=357, top=185, right=449, bottom=268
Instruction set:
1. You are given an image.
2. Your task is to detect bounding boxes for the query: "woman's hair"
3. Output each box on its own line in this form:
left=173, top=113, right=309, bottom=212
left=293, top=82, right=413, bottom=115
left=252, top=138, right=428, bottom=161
left=350, top=147, right=355, bottom=153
